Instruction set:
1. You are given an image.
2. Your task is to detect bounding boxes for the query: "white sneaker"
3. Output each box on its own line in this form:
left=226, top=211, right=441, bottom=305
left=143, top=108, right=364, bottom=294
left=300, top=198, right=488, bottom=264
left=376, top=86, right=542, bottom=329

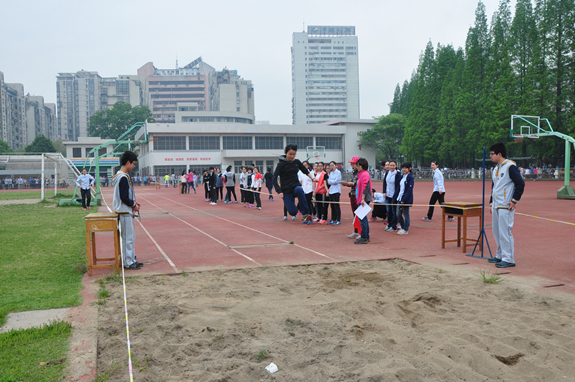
left=397, top=229, right=409, bottom=235
left=348, top=233, right=360, bottom=239
left=397, top=229, right=404, bottom=235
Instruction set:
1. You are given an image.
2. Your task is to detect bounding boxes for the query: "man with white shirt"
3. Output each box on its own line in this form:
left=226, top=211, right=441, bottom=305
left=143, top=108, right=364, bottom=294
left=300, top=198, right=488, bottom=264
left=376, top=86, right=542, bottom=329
left=75, top=169, right=95, bottom=211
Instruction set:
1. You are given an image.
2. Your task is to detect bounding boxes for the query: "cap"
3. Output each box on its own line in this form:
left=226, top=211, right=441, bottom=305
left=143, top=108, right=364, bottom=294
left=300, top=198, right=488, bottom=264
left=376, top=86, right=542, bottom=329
left=348, top=156, right=360, bottom=164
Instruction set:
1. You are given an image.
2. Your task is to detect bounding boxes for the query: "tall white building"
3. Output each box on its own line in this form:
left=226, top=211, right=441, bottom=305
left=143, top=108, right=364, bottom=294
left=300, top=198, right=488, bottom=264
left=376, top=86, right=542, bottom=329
left=291, top=26, right=359, bottom=125
left=25, top=96, right=57, bottom=142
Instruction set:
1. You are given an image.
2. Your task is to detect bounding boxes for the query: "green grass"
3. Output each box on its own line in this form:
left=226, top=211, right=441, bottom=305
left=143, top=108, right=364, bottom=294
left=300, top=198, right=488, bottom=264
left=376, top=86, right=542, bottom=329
left=0, top=201, right=87, bottom=381
left=0, top=190, right=75, bottom=201
left=479, top=269, right=505, bottom=284
left=0, top=321, right=72, bottom=381
left=0, top=202, right=87, bottom=325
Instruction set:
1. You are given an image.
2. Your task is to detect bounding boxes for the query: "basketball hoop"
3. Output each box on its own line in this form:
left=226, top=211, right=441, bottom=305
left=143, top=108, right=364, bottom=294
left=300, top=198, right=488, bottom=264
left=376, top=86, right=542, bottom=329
left=513, top=136, right=523, bottom=144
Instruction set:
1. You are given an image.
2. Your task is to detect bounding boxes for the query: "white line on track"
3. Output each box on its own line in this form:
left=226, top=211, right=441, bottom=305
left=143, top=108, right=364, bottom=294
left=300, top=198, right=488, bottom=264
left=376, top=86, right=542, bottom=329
left=101, top=191, right=179, bottom=273
left=155, top=194, right=337, bottom=263
left=138, top=196, right=262, bottom=267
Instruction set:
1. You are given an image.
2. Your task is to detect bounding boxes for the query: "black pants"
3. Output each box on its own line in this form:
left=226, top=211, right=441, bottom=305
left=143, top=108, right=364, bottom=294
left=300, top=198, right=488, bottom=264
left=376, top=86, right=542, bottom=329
left=210, top=187, right=218, bottom=203
left=267, top=186, right=274, bottom=200
left=240, top=185, right=246, bottom=203
left=81, top=188, right=91, bottom=209
left=204, top=184, right=209, bottom=199
left=245, top=189, right=254, bottom=204
left=427, top=191, right=452, bottom=219
left=181, top=183, right=187, bottom=194
left=254, top=188, right=261, bottom=208
left=225, top=186, right=237, bottom=202
left=330, top=193, right=341, bottom=222
left=305, top=192, right=313, bottom=216
left=217, top=186, right=223, bottom=200
left=316, top=193, right=328, bottom=221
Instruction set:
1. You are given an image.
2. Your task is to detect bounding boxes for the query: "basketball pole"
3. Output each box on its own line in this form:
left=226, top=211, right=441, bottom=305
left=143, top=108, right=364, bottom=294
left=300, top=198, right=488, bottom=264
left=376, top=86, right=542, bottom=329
left=466, top=147, right=493, bottom=259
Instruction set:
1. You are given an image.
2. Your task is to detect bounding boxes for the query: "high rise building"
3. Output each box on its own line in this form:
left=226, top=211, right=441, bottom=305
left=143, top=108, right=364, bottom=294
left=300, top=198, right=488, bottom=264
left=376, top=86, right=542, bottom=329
left=57, top=70, right=148, bottom=141
left=25, top=96, right=57, bottom=142
left=291, top=26, right=359, bottom=125
left=56, top=71, right=102, bottom=141
left=209, top=68, right=254, bottom=116
left=0, top=71, right=6, bottom=146
left=138, top=58, right=215, bottom=123
left=1, top=81, right=26, bottom=149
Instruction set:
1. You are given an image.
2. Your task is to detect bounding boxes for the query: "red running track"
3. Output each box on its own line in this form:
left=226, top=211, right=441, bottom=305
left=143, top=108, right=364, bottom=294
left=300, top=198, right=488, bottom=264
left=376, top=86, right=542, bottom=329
left=89, top=181, right=575, bottom=294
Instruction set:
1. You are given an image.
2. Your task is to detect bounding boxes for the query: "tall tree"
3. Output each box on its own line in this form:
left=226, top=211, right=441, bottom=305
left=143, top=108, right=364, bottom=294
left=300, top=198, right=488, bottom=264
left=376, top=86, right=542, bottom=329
left=390, top=84, right=402, bottom=114
left=88, top=102, right=154, bottom=140
left=0, top=139, right=13, bottom=153
left=25, top=135, right=57, bottom=153
left=358, top=113, right=406, bottom=161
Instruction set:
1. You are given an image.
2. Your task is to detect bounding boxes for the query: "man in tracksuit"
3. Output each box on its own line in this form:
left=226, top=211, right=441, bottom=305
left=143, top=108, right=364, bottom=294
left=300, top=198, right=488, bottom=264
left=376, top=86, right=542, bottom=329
left=488, top=143, right=525, bottom=268
left=112, top=151, right=143, bottom=270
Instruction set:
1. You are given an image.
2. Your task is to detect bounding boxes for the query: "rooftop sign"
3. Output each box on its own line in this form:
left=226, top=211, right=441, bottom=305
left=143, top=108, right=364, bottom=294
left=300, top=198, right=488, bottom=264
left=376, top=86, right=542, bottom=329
left=308, top=26, right=355, bottom=36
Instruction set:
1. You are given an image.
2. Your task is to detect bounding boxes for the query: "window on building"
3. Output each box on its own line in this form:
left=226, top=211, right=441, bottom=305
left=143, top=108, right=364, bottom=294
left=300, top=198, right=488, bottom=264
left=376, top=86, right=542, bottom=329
left=286, top=136, right=313, bottom=149
left=86, top=147, right=94, bottom=157
left=234, top=160, right=243, bottom=173
left=266, top=160, right=274, bottom=170
left=154, top=136, right=186, bottom=150
left=189, top=136, right=220, bottom=150
left=316, top=136, right=342, bottom=150
left=98, top=148, right=107, bottom=157
left=72, top=148, right=82, bottom=158
left=223, top=136, right=252, bottom=150
left=255, top=136, right=283, bottom=150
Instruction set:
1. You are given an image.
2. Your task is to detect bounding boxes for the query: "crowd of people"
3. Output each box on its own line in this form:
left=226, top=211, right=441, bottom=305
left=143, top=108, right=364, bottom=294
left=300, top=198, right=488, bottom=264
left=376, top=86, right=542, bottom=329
left=1, top=176, right=68, bottom=189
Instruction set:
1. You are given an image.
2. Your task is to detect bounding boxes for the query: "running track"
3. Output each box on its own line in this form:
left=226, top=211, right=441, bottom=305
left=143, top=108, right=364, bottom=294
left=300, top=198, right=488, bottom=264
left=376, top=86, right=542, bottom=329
left=91, top=181, right=575, bottom=294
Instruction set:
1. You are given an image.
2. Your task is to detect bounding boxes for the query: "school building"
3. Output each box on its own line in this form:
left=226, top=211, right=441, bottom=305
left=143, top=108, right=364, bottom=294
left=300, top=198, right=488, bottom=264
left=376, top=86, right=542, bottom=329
left=134, top=119, right=377, bottom=176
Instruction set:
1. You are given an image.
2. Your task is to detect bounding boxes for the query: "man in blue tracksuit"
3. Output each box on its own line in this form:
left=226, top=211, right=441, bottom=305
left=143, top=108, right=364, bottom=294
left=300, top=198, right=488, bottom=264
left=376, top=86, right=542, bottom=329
left=488, top=143, right=525, bottom=268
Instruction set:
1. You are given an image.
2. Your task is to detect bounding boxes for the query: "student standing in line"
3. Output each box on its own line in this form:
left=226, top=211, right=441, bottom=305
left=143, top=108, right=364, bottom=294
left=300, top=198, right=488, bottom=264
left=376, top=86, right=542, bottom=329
left=180, top=171, right=188, bottom=194
left=370, top=161, right=389, bottom=222
left=112, top=151, right=143, bottom=270
left=383, top=161, right=402, bottom=232
left=164, top=174, right=170, bottom=188
left=223, top=166, right=237, bottom=203
left=187, top=170, right=196, bottom=194
left=76, top=168, right=95, bottom=211
left=215, top=168, right=224, bottom=201
left=488, top=143, right=525, bottom=268
left=244, top=168, right=254, bottom=208
left=239, top=167, right=247, bottom=204
left=296, top=160, right=313, bottom=221
left=423, top=161, right=453, bottom=222
left=354, top=158, right=373, bottom=244
left=252, top=167, right=263, bottom=210
left=313, top=162, right=329, bottom=224
left=202, top=170, right=211, bottom=201
left=327, top=161, right=342, bottom=225
left=209, top=167, right=218, bottom=205
left=396, top=163, right=414, bottom=235
left=264, top=167, right=274, bottom=201
left=343, top=157, right=360, bottom=239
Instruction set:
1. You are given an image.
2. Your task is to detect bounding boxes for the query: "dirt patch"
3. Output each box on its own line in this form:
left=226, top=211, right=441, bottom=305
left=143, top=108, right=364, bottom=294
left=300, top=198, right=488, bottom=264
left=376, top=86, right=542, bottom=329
left=96, top=261, right=575, bottom=381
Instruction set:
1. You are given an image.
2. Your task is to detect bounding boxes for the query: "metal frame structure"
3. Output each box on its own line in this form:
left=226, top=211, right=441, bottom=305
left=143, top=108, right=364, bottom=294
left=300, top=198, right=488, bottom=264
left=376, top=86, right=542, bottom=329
left=510, top=115, right=575, bottom=200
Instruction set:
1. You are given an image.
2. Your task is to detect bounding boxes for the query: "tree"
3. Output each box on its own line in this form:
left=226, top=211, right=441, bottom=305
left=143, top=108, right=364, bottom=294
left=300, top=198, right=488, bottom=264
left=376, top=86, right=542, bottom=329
left=25, top=135, right=56, bottom=153
left=358, top=113, right=406, bottom=162
left=88, top=102, right=154, bottom=140
left=0, top=139, right=13, bottom=153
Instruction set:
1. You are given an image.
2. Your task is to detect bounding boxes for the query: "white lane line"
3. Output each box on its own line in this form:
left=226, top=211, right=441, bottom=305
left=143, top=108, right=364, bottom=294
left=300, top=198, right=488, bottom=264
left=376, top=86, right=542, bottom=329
left=101, top=190, right=179, bottom=273
left=156, top=195, right=337, bottom=262
left=138, top=196, right=262, bottom=267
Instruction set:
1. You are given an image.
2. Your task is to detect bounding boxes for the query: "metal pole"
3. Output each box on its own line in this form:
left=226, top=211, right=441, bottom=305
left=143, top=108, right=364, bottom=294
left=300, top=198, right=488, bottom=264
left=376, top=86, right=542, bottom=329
left=41, top=153, right=45, bottom=201
left=565, top=139, right=571, bottom=187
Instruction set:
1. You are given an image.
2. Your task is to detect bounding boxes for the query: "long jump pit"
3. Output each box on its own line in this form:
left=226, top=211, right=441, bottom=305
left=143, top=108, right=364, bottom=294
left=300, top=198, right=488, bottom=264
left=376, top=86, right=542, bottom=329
left=91, top=181, right=575, bottom=381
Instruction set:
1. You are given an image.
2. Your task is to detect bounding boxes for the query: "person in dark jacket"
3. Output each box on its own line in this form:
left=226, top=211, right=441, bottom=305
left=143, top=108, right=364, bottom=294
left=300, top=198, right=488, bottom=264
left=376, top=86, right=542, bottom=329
left=264, top=167, right=274, bottom=201
left=202, top=170, right=210, bottom=201
left=208, top=167, right=218, bottom=205
left=396, top=162, right=415, bottom=235
left=273, top=144, right=316, bottom=224
left=383, top=160, right=403, bottom=232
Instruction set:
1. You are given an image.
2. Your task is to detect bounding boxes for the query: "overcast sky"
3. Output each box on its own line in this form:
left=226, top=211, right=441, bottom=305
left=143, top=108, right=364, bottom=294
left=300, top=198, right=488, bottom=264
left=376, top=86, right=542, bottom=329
left=0, top=0, right=510, bottom=124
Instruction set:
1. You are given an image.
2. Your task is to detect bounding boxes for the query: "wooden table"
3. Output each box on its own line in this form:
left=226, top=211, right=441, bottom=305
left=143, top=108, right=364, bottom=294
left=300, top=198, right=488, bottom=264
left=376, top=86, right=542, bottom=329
left=441, top=202, right=483, bottom=253
left=85, top=213, right=120, bottom=275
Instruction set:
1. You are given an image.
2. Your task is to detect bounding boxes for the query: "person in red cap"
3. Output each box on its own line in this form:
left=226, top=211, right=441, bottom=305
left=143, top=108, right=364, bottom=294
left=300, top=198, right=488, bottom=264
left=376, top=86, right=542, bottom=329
left=343, top=156, right=361, bottom=238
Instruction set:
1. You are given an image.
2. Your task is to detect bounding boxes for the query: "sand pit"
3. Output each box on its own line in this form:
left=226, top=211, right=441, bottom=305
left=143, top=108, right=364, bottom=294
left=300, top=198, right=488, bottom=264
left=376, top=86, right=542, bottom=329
left=96, top=261, right=575, bottom=381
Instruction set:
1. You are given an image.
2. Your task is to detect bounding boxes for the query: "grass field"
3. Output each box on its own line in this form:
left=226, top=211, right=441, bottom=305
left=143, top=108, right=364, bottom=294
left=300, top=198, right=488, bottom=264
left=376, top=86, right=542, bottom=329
left=0, top=197, right=88, bottom=381
left=0, top=190, right=76, bottom=201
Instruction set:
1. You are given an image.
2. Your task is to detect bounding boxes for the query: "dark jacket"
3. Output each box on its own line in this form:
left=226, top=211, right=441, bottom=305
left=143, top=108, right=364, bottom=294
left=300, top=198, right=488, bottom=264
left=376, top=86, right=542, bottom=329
left=273, top=156, right=310, bottom=194
left=264, top=172, right=273, bottom=188
left=382, top=170, right=402, bottom=201
left=397, top=173, right=415, bottom=205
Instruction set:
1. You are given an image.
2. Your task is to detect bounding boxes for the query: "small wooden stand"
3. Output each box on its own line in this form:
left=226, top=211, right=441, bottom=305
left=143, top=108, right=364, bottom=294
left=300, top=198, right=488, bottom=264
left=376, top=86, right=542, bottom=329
left=441, top=202, right=483, bottom=253
left=85, top=213, right=120, bottom=275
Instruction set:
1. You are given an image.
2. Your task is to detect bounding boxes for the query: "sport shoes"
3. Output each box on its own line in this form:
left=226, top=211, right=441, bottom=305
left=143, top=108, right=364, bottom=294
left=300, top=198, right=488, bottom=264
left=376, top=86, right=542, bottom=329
left=422, top=216, right=431, bottom=221
left=368, top=217, right=377, bottom=222
left=348, top=232, right=360, bottom=239
left=327, top=220, right=334, bottom=225
left=354, top=238, right=369, bottom=244
left=333, top=221, right=341, bottom=226
left=385, top=227, right=396, bottom=232
left=124, top=262, right=144, bottom=270
left=292, top=216, right=296, bottom=221
left=487, top=257, right=502, bottom=263
left=83, top=208, right=86, bottom=211
left=495, top=261, right=516, bottom=268
left=319, top=220, right=327, bottom=224
left=313, top=218, right=320, bottom=223
left=283, top=216, right=287, bottom=221
left=447, top=217, right=454, bottom=222
left=397, top=229, right=409, bottom=235
left=87, top=206, right=90, bottom=210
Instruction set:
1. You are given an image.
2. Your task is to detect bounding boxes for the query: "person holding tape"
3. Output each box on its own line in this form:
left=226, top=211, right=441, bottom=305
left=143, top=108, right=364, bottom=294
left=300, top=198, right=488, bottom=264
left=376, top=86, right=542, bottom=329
left=488, top=143, right=525, bottom=268
left=112, top=151, right=143, bottom=271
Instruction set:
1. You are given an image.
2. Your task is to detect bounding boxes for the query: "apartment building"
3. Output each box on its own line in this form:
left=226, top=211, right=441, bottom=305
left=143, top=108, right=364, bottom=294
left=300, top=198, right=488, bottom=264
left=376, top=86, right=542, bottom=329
left=292, top=26, right=360, bottom=125
left=25, top=96, right=57, bottom=142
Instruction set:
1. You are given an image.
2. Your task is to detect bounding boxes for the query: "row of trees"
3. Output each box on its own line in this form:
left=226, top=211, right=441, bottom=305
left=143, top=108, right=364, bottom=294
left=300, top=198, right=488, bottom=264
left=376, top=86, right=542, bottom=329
left=365, top=0, right=575, bottom=167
